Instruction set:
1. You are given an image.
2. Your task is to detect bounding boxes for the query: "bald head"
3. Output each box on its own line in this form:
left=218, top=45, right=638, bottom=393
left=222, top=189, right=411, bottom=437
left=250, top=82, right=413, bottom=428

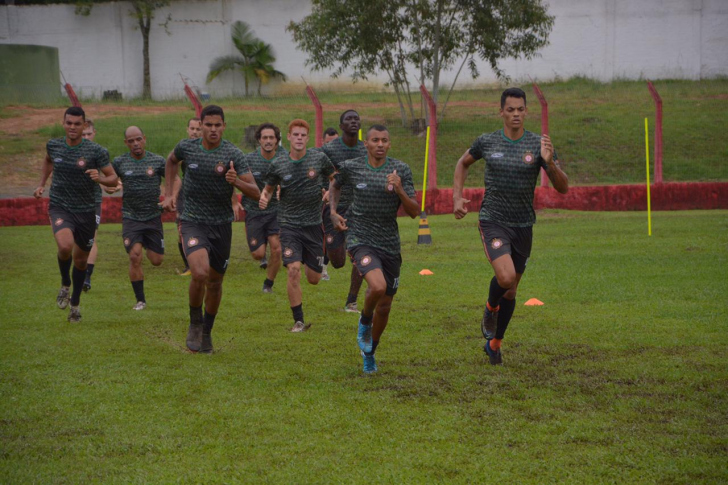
left=124, top=126, right=146, bottom=159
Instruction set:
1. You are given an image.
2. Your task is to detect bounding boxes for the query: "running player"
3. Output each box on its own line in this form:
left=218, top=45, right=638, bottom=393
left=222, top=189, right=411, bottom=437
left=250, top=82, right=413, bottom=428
left=259, top=119, right=335, bottom=332
left=320, top=127, right=339, bottom=280
left=329, top=124, right=418, bottom=373
left=34, top=107, right=118, bottom=322
left=452, top=87, right=569, bottom=365
left=162, top=105, right=259, bottom=353
left=113, top=126, right=180, bottom=310
left=321, top=110, right=367, bottom=312
left=176, top=117, right=202, bottom=276
left=323, top=127, right=339, bottom=144
left=242, top=123, right=287, bottom=293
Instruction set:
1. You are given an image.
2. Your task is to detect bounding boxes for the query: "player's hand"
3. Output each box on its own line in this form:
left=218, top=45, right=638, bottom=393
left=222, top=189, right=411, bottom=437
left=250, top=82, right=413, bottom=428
left=33, top=186, right=45, bottom=198
left=233, top=201, right=243, bottom=221
left=541, top=134, right=554, bottom=164
left=225, top=161, right=238, bottom=185
left=259, top=191, right=270, bottom=210
left=104, top=180, right=122, bottom=194
left=331, top=212, right=348, bottom=231
left=322, top=189, right=329, bottom=203
left=161, top=196, right=176, bottom=213
left=386, top=170, right=401, bottom=193
left=85, top=169, right=100, bottom=182
left=453, top=196, right=471, bottom=219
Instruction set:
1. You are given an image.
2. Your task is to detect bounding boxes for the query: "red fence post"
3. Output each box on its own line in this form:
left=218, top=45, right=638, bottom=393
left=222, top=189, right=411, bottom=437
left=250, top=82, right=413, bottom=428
left=64, top=84, right=81, bottom=108
left=419, top=85, right=438, bottom=190
left=532, top=83, right=549, bottom=188
left=647, top=81, right=663, bottom=184
left=305, top=85, right=324, bottom=148
left=183, top=84, right=203, bottom=118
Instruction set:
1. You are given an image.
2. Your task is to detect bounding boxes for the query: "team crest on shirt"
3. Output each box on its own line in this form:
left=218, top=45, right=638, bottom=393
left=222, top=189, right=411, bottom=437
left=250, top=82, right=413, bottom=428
left=361, top=255, right=372, bottom=267
left=124, top=237, right=131, bottom=247
left=284, top=247, right=293, bottom=257
left=523, top=151, right=535, bottom=164
left=307, top=168, right=317, bottom=179
left=215, top=162, right=226, bottom=175
left=77, top=157, right=87, bottom=168
left=491, top=238, right=503, bottom=249
left=250, top=237, right=258, bottom=247
left=188, top=237, right=198, bottom=247
left=146, top=167, right=154, bottom=176
left=54, top=218, right=64, bottom=226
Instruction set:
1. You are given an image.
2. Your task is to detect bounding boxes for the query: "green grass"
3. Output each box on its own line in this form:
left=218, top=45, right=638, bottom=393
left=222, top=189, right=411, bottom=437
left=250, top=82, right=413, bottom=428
left=1, top=210, right=727, bottom=482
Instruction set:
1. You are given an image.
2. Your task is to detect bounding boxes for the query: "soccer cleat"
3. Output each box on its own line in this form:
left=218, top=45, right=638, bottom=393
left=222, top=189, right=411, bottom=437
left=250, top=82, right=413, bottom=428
left=362, top=351, right=378, bottom=374
left=290, top=321, right=311, bottom=333
left=180, top=268, right=191, bottom=276
left=259, top=257, right=268, bottom=269
left=357, top=318, right=373, bottom=354
left=67, top=305, right=82, bottom=323
left=56, top=286, right=70, bottom=309
left=321, top=265, right=330, bottom=281
left=481, top=304, right=499, bottom=340
left=186, top=321, right=203, bottom=352
left=132, top=301, right=146, bottom=311
left=344, top=302, right=360, bottom=314
left=82, top=277, right=91, bottom=293
left=200, top=333, right=213, bottom=354
left=484, top=339, right=503, bottom=365
left=262, top=284, right=273, bottom=294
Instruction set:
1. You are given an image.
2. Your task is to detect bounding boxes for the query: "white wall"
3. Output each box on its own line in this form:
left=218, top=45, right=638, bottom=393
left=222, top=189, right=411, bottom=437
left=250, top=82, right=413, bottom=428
left=1, top=0, right=726, bottom=99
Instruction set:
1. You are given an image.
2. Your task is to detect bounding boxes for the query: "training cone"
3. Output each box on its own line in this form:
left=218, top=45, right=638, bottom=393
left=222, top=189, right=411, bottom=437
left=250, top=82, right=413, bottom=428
left=524, top=298, right=544, bottom=306
left=419, top=269, right=433, bottom=275
left=417, top=211, right=432, bottom=245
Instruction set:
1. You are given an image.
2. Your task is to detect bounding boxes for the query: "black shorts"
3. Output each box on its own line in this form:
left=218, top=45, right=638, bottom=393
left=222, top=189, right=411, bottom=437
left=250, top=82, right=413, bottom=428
left=95, top=202, right=102, bottom=229
left=479, top=220, right=533, bottom=274
left=245, top=212, right=280, bottom=252
left=179, top=220, right=232, bottom=274
left=280, top=224, right=324, bottom=273
left=349, top=245, right=402, bottom=296
left=49, top=206, right=96, bottom=252
left=122, top=217, right=165, bottom=255
left=322, top=204, right=347, bottom=250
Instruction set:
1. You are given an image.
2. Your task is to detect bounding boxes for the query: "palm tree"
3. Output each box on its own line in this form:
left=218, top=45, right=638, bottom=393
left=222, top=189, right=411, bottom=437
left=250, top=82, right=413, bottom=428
left=207, top=21, right=287, bottom=97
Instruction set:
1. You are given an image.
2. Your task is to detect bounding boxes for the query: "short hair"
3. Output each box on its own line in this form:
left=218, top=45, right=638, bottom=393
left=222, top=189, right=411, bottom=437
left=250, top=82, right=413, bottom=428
left=200, top=105, right=224, bottom=122
left=323, top=127, right=338, bottom=137
left=255, top=122, right=281, bottom=142
left=366, top=124, right=389, bottom=138
left=288, top=119, right=310, bottom=134
left=187, top=117, right=200, bottom=126
left=339, top=110, right=359, bottom=124
left=64, top=106, right=85, bottom=121
left=124, top=126, right=144, bottom=138
left=85, top=119, right=95, bottom=131
left=501, top=88, right=527, bottom=108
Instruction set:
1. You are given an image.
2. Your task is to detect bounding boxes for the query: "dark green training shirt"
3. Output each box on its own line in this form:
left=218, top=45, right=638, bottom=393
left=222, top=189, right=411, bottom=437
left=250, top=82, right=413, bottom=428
left=335, top=156, right=416, bottom=256
left=321, top=137, right=367, bottom=208
left=265, top=150, right=335, bottom=228
left=112, top=151, right=166, bottom=222
left=47, top=137, right=110, bottom=213
left=469, top=129, right=555, bottom=227
left=173, top=138, right=250, bottom=225
left=241, top=146, right=288, bottom=216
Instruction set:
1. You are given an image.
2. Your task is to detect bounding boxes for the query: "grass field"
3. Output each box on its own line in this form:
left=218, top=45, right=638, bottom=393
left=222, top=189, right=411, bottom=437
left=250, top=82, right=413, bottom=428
left=1, top=78, right=727, bottom=198
left=1, top=210, right=726, bottom=482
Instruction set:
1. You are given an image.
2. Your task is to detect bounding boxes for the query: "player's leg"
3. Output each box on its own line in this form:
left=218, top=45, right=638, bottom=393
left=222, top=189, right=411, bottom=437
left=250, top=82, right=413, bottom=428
left=185, top=247, right=209, bottom=351
left=301, top=225, right=324, bottom=286
left=67, top=213, right=95, bottom=323
left=128, top=242, right=146, bottom=309
left=84, top=235, right=98, bottom=292
left=177, top=220, right=190, bottom=276
left=53, top=227, right=74, bottom=309
left=479, top=221, right=517, bottom=341
left=345, top=267, right=364, bottom=313
left=199, top=224, right=232, bottom=353
left=263, top=234, right=282, bottom=293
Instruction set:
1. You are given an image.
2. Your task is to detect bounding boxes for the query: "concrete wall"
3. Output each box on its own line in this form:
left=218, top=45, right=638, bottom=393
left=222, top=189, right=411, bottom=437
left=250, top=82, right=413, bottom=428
left=0, top=0, right=726, bottom=99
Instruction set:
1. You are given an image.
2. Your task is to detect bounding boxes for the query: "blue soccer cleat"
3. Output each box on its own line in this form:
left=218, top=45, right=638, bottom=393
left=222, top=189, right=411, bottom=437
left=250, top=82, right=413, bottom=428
left=357, top=318, right=372, bottom=354
left=362, top=351, right=378, bottom=374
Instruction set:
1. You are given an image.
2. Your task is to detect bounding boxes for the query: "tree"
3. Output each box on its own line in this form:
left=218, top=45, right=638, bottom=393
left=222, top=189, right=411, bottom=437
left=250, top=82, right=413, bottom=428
left=288, top=0, right=554, bottom=125
left=206, top=21, right=287, bottom=97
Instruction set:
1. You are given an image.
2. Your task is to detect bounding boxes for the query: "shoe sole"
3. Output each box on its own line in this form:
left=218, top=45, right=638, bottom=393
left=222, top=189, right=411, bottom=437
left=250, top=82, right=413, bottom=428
left=290, top=324, right=312, bottom=333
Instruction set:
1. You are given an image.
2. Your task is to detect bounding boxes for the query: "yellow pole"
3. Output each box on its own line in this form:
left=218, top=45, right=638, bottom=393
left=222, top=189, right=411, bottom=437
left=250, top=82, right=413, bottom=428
left=645, top=118, right=652, bottom=236
left=421, top=126, right=430, bottom=212
left=358, top=129, right=362, bottom=141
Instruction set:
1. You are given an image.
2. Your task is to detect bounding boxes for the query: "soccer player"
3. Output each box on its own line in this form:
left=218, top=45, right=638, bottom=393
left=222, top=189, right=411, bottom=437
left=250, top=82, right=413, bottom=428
left=113, top=126, right=179, bottom=310
left=329, top=124, right=418, bottom=373
left=162, top=105, right=259, bottom=353
left=452, top=87, right=569, bottom=365
left=34, top=107, right=118, bottom=322
left=321, top=110, right=368, bottom=312
left=259, top=119, right=335, bottom=332
left=176, top=117, right=202, bottom=276
left=323, top=127, right=339, bottom=144
left=242, top=123, right=287, bottom=293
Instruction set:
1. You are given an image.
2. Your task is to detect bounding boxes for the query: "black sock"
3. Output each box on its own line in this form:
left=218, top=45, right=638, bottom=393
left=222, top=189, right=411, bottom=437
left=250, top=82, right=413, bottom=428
left=190, top=305, right=202, bottom=324
left=178, top=242, right=188, bottom=268
left=346, top=293, right=357, bottom=305
left=360, top=312, right=373, bottom=326
left=86, top=263, right=95, bottom=278
left=488, top=276, right=509, bottom=308
left=70, top=266, right=85, bottom=306
left=131, top=280, right=145, bottom=303
left=323, top=254, right=329, bottom=265
left=495, top=297, right=516, bottom=340
left=203, top=310, right=216, bottom=334
left=263, top=278, right=274, bottom=288
left=366, top=340, right=380, bottom=356
left=58, top=256, right=72, bottom=287
left=291, top=304, right=304, bottom=323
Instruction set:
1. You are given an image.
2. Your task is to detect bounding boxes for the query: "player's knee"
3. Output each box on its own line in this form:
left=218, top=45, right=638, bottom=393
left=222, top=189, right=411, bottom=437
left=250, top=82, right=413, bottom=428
left=190, top=267, right=209, bottom=282
left=287, top=264, right=301, bottom=280
left=207, top=279, right=223, bottom=293
left=149, top=255, right=163, bottom=267
left=504, top=285, right=519, bottom=300
left=307, top=272, right=321, bottom=285
left=368, top=283, right=387, bottom=300
left=496, top=273, right=517, bottom=289
left=251, top=246, right=266, bottom=260
left=129, top=252, right=143, bottom=266
left=375, top=298, right=392, bottom=315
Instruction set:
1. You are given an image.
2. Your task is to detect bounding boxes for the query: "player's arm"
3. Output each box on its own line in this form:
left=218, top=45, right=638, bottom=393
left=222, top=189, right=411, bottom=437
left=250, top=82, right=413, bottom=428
left=163, top=150, right=181, bottom=212
left=388, top=169, right=419, bottom=219
left=540, top=135, right=569, bottom=194
left=34, top=154, right=53, bottom=198
left=453, top=149, right=478, bottom=219
left=85, top=165, right=118, bottom=187
left=328, top=177, right=347, bottom=231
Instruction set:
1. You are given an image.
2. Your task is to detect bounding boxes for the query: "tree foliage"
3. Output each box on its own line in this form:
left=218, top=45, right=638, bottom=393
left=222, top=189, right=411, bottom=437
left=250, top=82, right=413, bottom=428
left=288, top=0, right=554, bottom=125
left=207, top=21, right=287, bottom=97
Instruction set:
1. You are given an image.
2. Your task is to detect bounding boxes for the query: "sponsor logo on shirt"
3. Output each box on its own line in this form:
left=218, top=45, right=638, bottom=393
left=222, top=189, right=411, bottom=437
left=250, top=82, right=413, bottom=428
left=53, top=158, right=63, bottom=164
left=283, top=175, right=293, bottom=181
left=125, top=170, right=133, bottom=176
left=188, top=164, right=198, bottom=169
left=490, top=153, right=504, bottom=158
left=356, top=183, right=367, bottom=189
left=253, top=171, right=261, bottom=176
